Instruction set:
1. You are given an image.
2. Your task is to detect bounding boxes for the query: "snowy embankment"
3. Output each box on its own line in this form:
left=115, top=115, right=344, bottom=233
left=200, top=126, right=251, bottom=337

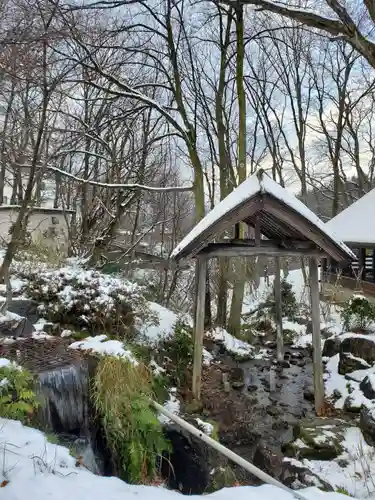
left=0, top=418, right=350, bottom=500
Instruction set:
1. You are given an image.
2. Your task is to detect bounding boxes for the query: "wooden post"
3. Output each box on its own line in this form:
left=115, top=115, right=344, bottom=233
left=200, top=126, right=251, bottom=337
left=309, top=257, right=324, bottom=415
left=360, top=248, right=366, bottom=281
left=275, top=256, right=283, bottom=362
left=192, top=256, right=207, bottom=400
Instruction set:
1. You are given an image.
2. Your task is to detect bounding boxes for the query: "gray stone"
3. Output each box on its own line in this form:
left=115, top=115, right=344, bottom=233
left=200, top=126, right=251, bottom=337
left=285, top=417, right=345, bottom=460
left=231, top=381, right=245, bottom=390
left=230, top=367, right=244, bottom=382
left=247, top=385, right=258, bottom=392
left=340, top=337, right=375, bottom=364
left=338, top=352, right=371, bottom=375
left=360, top=407, right=375, bottom=445
left=303, top=387, right=315, bottom=402
left=8, top=299, right=39, bottom=324
left=360, top=376, right=375, bottom=400
left=332, top=389, right=342, bottom=400
left=281, top=461, right=333, bottom=491
left=266, top=405, right=281, bottom=417
left=322, top=336, right=342, bottom=358
left=253, top=442, right=283, bottom=479
left=0, top=315, right=34, bottom=338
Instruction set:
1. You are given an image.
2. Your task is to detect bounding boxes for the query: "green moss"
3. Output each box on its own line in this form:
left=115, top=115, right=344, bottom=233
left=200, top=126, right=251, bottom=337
left=45, top=433, right=60, bottom=445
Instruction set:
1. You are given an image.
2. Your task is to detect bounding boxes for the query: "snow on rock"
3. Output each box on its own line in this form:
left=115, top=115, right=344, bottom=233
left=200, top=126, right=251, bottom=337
left=196, top=418, right=214, bottom=436
left=0, top=357, right=21, bottom=371
left=287, top=427, right=375, bottom=498
left=157, top=388, right=180, bottom=424
left=69, top=335, right=138, bottom=365
left=207, top=327, right=254, bottom=358
left=0, top=417, right=351, bottom=500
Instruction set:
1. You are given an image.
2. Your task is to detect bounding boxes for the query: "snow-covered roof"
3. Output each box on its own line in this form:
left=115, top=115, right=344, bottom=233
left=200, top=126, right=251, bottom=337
left=171, top=170, right=354, bottom=261
left=326, top=188, right=375, bottom=246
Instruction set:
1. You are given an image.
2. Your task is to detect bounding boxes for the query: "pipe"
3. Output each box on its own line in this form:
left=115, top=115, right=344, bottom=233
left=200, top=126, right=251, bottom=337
left=152, top=400, right=307, bottom=500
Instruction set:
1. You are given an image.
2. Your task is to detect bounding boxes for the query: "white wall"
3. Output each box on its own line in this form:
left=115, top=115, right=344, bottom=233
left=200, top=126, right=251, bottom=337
left=3, top=169, right=56, bottom=208
left=0, top=209, right=70, bottom=249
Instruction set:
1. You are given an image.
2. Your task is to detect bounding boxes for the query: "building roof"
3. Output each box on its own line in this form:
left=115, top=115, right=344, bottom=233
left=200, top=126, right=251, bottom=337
left=171, top=170, right=354, bottom=262
left=0, top=205, right=75, bottom=215
left=326, top=187, right=375, bottom=247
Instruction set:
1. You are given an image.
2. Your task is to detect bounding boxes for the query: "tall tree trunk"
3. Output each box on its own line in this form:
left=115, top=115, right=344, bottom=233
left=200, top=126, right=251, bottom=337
left=228, top=4, right=246, bottom=336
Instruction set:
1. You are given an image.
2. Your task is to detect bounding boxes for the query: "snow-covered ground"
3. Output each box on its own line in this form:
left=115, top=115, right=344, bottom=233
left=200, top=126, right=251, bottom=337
left=0, top=417, right=352, bottom=499
left=286, top=427, right=375, bottom=498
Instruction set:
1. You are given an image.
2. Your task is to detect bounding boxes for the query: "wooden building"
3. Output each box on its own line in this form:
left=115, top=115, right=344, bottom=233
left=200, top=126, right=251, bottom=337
left=171, top=170, right=354, bottom=415
left=326, top=187, right=375, bottom=295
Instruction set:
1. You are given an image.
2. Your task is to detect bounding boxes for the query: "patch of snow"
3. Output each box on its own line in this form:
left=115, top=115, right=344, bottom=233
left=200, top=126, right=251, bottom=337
left=0, top=357, right=21, bottom=371
left=149, top=359, right=165, bottom=376
left=139, top=301, right=192, bottom=343
left=34, top=319, right=48, bottom=331
left=69, top=335, right=138, bottom=365
left=0, top=310, right=22, bottom=323
left=61, top=329, right=72, bottom=338
left=158, top=388, right=180, bottom=424
left=203, top=347, right=213, bottom=365
left=196, top=418, right=214, bottom=436
left=32, top=331, right=53, bottom=340
left=289, top=426, right=375, bottom=498
left=0, top=416, right=359, bottom=500
left=208, top=327, right=254, bottom=358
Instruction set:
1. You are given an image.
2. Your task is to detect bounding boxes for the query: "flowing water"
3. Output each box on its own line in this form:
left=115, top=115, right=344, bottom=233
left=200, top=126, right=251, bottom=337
left=37, top=362, right=100, bottom=474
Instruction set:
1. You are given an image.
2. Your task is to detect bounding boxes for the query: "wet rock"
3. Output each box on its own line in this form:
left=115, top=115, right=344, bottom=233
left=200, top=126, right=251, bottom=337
left=253, top=442, right=283, bottom=479
left=266, top=405, right=281, bottom=417
left=340, top=337, right=375, bottom=364
left=360, top=407, right=375, bottom=445
left=162, top=424, right=229, bottom=493
left=281, top=461, right=333, bottom=491
left=332, top=389, right=342, bottom=400
left=298, top=360, right=306, bottom=367
left=338, top=352, right=371, bottom=375
left=291, top=351, right=304, bottom=359
left=303, top=386, right=314, bottom=402
left=284, top=353, right=291, bottom=360
left=230, top=367, right=244, bottom=382
left=279, top=373, right=289, bottom=380
left=322, top=336, right=342, bottom=358
left=360, top=376, right=375, bottom=400
left=290, top=359, right=299, bottom=366
left=0, top=315, right=34, bottom=338
left=272, top=420, right=289, bottom=430
left=281, top=360, right=290, bottom=369
left=284, top=418, right=345, bottom=460
left=8, top=299, right=39, bottom=324
left=231, top=381, right=245, bottom=390
left=247, top=385, right=258, bottom=392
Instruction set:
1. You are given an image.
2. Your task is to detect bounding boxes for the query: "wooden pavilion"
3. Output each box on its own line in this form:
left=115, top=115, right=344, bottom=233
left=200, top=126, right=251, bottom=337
left=326, top=187, right=375, bottom=294
left=171, top=170, right=354, bottom=415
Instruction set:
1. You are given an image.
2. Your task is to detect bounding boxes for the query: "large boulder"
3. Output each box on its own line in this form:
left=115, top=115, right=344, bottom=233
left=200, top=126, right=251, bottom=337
left=360, top=407, right=375, bottom=445
left=281, top=460, right=333, bottom=491
left=283, top=418, right=345, bottom=460
left=338, top=352, right=371, bottom=375
left=322, top=336, right=342, bottom=358
left=360, top=375, right=375, bottom=400
left=253, top=442, right=283, bottom=480
left=7, top=298, right=39, bottom=324
left=340, top=337, right=375, bottom=364
left=0, top=313, right=34, bottom=338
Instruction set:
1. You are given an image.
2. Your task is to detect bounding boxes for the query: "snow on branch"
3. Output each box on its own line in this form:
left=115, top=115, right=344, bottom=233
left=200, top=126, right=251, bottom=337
left=17, top=164, right=193, bottom=193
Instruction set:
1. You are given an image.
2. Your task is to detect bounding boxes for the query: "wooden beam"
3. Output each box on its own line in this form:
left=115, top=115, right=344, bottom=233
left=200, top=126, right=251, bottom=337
left=264, top=195, right=350, bottom=263
left=199, top=242, right=326, bottom=259
left=254, top=214, right=261, bottom=245
left=229, top=238, right=317, bottom=250
left=192, top=256, right=207, bottom=400
left=275, top=257, right=283, bottom=362
left=309, top=257, right=324, bottom=415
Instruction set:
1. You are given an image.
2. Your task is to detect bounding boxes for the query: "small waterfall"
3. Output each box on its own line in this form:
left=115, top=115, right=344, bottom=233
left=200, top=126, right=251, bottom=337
left=37, top=362, right=101, bottom=474
left=38, top=363, right=89, bottom=433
